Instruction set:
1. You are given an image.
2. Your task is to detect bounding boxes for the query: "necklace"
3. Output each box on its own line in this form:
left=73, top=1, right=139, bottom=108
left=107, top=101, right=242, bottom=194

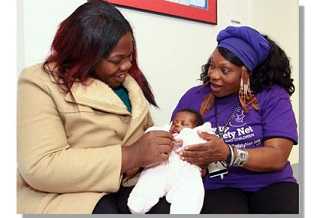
left=214, top=100, right=240, bottom=138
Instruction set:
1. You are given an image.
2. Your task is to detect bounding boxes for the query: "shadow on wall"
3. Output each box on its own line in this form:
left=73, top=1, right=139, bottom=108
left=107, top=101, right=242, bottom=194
left=292, top=163, right=300, bottom=184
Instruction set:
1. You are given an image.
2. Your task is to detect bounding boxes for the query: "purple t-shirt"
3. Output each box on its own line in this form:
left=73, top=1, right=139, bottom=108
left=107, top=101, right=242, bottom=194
left=172, top=84, right=298, bottom=192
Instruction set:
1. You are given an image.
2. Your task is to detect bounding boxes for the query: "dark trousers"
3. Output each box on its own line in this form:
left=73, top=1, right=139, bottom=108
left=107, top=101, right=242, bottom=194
left=93, top=182, right=298, bottom=214
left=92, top=186, right=170, bottom=214
left=201, top=182, right=299, bottom=214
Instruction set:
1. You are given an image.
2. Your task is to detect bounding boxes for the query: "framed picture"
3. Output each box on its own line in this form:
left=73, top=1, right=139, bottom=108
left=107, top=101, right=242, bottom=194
left=107, top=0, right=217, bottom=24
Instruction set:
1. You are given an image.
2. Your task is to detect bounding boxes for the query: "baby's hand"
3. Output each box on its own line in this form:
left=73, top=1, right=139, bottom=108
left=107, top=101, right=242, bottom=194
left=173, top=139, right=183, bottom=150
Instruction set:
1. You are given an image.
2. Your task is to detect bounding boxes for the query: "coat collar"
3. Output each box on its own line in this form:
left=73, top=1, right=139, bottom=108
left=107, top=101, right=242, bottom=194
left=63, top=75, right=149, bottom=118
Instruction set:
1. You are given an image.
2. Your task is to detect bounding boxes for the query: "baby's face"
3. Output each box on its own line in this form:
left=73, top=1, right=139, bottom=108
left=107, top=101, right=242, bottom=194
left=169, top=111, right=197, bottom=134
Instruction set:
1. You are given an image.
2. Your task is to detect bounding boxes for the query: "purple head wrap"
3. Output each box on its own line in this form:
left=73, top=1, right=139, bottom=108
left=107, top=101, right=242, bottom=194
left=217, top=26, right=271, bottom=71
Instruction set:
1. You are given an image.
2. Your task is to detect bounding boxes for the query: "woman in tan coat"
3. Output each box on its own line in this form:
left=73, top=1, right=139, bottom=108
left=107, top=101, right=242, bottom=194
left=17, top=0, right=175, bottom=214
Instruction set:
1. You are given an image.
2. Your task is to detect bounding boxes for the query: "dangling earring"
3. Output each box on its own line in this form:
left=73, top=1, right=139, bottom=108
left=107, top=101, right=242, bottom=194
left=239, top=68, right=259, bottom=112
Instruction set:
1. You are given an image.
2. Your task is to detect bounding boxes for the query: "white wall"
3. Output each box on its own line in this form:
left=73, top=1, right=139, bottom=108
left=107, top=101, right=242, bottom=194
left=19, top=0, right=299, bottom=163
left=17, top=0, right=86, bottom=71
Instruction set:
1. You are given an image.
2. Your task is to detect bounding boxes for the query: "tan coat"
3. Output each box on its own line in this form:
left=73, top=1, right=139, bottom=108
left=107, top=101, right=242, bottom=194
left=17, top=64, right=153, bottom=214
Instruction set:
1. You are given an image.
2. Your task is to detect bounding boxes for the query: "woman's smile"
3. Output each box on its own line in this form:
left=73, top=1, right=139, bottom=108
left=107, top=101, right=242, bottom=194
left=114, top=72, right=126, bottom=83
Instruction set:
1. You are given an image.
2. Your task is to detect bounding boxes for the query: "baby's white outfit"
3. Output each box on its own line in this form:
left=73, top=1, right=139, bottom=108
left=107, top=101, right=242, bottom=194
left=127, top=122, right=215, bottom=214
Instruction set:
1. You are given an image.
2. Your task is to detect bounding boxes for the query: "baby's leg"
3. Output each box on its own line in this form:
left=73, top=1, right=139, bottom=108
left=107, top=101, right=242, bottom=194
left=127, top=163, right=169, bottom=214
left=167, top=162, right=204, bottom=214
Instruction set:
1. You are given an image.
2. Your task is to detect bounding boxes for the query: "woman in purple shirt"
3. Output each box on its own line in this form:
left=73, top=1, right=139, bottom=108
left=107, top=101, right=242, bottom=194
left=173, top=26, right=298, bottom=213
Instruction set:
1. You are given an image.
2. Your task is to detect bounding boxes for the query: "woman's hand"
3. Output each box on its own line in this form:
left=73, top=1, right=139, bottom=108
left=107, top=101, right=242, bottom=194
left=179, top=131, right=229, bottom=168
left=124, top=167, right=141, bottom=179
left=201, top=168, right=207, bottom=177
left=122, top=130, right=175, bottom=173
left=136, top=130, right=176, bottom=167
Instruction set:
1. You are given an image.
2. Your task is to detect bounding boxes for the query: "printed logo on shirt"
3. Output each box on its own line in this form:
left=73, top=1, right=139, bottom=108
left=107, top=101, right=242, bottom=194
left=229, top=107, right=246, bottom=128
left=216, top=107, right=255, bottom=146
left=220, top=125, right=255, bottom=142
left=231, top=139, right=262, bottom=149
left=216, top=106, right=261, bottom=149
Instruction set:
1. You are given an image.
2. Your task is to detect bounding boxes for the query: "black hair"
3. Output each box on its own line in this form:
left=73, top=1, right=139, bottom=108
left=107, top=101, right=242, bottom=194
left=44, top=0, right=157, bottom=106
left=251, top=35, right=295, bottom=95
left=175, top=109, right=204, bottom=126
left=200, top=36, right=295, bottom=95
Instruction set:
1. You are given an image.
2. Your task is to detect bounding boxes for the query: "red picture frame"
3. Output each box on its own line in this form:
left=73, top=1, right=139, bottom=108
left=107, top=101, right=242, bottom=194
left=107, top=0, right=217, bottom=24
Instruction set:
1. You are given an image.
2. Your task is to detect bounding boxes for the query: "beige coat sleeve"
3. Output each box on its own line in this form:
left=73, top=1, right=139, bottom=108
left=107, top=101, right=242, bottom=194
left=146, top=111, right=154, bottom=129
left=17, top=73, right=122, bottom=193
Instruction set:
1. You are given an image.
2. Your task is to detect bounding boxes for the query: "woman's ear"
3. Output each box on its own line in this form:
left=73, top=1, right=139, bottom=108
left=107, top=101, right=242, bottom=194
left=240, top=66, right=250, bottom=83
left=241, top=66, right=248, bottom=74
left=241, top=66, right=252, bottom=76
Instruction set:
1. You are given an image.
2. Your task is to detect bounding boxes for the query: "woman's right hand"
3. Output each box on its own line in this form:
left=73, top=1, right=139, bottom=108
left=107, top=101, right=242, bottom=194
left=122, top=130, right=175, bottom=173
left=134, top=130, right=175, bottom=167
left=179, top=131, right=229, bottom=168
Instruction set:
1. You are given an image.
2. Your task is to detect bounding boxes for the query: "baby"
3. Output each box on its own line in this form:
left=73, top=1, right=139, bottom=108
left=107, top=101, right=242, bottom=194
left=127, top=109, right=213, bottom=214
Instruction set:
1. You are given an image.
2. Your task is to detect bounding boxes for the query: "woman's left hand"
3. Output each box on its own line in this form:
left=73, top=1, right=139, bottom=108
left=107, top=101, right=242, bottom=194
left=179, top=131, right=229, bottom=168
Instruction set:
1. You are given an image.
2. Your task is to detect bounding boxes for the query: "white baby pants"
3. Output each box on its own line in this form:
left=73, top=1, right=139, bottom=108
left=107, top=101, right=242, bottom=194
left=127, top=123, right=214, bottom=214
